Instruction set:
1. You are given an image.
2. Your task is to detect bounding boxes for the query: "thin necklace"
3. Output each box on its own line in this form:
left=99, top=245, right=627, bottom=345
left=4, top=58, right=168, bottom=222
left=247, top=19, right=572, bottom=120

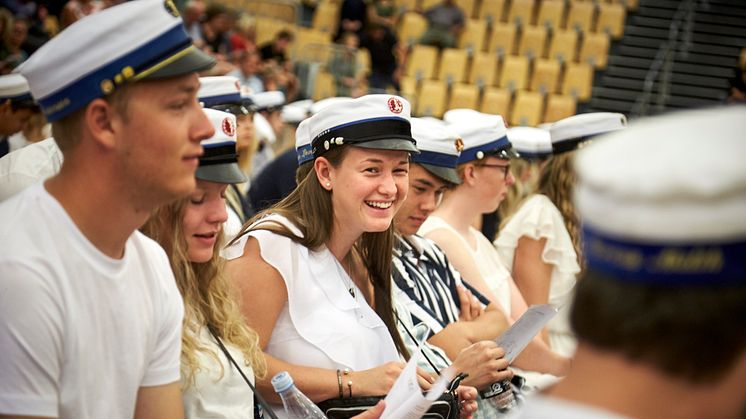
left=338, top=254, right=356, bottom=299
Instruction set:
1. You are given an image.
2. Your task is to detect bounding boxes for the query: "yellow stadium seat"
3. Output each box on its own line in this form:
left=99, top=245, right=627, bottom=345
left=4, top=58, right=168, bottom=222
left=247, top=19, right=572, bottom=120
left=543, top=94, right=577, bottom=123
left=456, top=0, right=477, bottom=18
left=406, top=44, right=440, bottom=81
left=469, top=51, right=499, bottom=88
left=312, top=2, right=340, bottom=33
left=480, top=87, right=512, bottom=116
left=448, top=83, right=481, bottom=110
left=517, top=25, right=547, bottom=59
left=416, top=80, right=448, bottom=117
left=510, top=90, right=543, bottom=126
left=421, top=0, right=440, bottom=12
left=548, top=29, right=579, bottom=63
left=530, top=58, right=561, bottom=94
left=487, top=22, right=517, bottom=56
left=498, top=54, right=529, bottom=92
left=579, top=31, right=610, bottom=69
left=507, top=0, right=535, bottom=27
left=562, top=62, right=593, bottom=101
left=400, top=76, right=419, bottom=109
left=438, top=48, right=469, bottom=85
left=313, top=71, right=336, bottom=100
left=459, top=19, right=488, bottom=54
left=397, top=0, right=419, bottom=13
left=536, top=0, right=565, bottom=31
left=478, top=0, right=506, bottom=26
left=398, top=12, right=429, bottom=47
left=566, top=1, right=595, bottom=34
left=596, top=2, right=626, bottom=39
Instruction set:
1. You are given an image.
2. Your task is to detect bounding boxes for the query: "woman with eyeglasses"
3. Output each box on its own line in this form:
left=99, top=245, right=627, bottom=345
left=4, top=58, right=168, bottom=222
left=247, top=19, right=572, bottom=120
left=494, top=113, right=627, bottom=358
left=418, top=115, right=571, bottom=384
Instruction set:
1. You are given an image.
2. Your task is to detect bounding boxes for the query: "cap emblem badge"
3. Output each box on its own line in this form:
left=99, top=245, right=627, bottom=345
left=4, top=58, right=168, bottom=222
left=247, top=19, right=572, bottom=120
left=454, top=138, right=464, bottom=152
left=222, top=117, right=235, bottom=137
left=388, top=97, right=403, bottom=114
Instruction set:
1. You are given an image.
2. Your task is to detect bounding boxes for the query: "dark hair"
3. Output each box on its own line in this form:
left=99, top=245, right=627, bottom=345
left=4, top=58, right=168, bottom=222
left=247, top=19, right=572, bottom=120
left=276, top=29, right=294, bottom=42
left=571, top=269, right=746, bottom=383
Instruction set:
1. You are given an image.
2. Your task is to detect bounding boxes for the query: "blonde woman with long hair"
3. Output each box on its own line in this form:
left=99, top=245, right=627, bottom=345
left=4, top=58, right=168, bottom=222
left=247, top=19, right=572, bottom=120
left=142, top=109, right=266, bottom=418
left=494, top=113, right=627, bottom=357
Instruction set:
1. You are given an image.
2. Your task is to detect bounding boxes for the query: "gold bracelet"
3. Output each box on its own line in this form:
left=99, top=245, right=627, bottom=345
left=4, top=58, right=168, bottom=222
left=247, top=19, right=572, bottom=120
left=336, top=369, right=344, bottom=398
left=343, top=368, right=352, bottom=398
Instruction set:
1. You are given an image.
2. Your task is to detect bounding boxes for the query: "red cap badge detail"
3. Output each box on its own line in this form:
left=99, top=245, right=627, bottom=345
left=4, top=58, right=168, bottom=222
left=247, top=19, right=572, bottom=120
left=222, top=117, right=235, bottom=137
left=388, top=97, right=403, bottom=114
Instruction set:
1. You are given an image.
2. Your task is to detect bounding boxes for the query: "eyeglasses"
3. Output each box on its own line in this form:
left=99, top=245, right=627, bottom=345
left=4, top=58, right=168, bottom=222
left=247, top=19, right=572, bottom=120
left=479, top=163, right=511, bottom=179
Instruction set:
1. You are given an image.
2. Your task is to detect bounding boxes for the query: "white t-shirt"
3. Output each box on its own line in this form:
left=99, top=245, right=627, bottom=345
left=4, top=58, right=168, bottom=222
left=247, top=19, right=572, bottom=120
left=0, top=137, right=62, bottom=202
left=513, top=394, right=630, bottom=419
left=0, top=183, right=184, bottom=419
left=182, top=328, right=255, bottom=419
left=223, top=214, right=400, bottom=418
left=495, top=194, right=580, bottom=357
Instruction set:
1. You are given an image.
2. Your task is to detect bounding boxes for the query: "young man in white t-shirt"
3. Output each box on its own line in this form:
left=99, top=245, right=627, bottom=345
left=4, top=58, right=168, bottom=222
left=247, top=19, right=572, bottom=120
left=0, top=1, right=216, bottom=418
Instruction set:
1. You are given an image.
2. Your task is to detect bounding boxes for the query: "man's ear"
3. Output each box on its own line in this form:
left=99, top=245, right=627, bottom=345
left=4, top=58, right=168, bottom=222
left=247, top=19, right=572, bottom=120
left=84, top=98, right=119, bottom=150
left=314, top=156, right=333, bottom=190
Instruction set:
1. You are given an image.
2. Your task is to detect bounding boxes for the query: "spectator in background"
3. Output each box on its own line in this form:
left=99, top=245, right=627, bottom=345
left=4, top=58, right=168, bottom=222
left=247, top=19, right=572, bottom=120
left=199, top=3, right=232, bottom=57
left=259, top=29, right=293, bottom=66
left=727, top=63, right=746, bottom=103
left=367, top=0, right=398, bottom=34
left=337, top=0, right=366, bottom=40
left=229, top=12, right=256, bottom=54
left=183, top=0, right=206, bottom=44
left=328, top=31, right=360, bottom=97
left=0, top=74, right=37, bottom=157
left=59, top=0, right=102, bottom=28
left=420, top=0, right=464, bottom=49
left=360, top=23, right=401, bottom=91
left=228, top=49, right=264, bottom=94
left=0, top=15, right=29, bottom=73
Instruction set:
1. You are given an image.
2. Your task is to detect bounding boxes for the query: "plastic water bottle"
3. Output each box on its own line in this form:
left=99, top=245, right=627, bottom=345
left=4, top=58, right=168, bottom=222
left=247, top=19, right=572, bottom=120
left=479, top=378, right=516, bottom=413
left=271, top=371, right=328, bottom=419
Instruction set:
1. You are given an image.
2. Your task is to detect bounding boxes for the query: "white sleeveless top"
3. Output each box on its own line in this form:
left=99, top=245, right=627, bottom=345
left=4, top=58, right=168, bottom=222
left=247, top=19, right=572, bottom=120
left=223, top=214, right=400, bottom=416
left=494, top=194, right=580, bottom=357
left=182, top=327, right=254, bottom=419
left=418, top=216, right=512, bottom=314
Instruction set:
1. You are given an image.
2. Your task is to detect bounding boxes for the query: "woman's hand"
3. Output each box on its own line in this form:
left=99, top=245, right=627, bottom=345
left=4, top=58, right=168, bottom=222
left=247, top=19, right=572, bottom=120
left=455, top=385, right=478, bottom=419
left=352, top=362, right=435, bottom=396
left=451, top=341, right=513, bottom=390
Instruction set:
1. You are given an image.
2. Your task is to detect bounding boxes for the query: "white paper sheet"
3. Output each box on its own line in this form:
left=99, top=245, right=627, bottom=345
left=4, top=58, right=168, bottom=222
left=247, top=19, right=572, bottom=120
left=381, top=343, right=456, bottom=419
left=495, top=304, right=559, bottom=363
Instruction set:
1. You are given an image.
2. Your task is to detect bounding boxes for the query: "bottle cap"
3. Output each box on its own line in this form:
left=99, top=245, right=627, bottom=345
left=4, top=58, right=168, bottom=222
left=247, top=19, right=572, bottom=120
left=271, top=371, right=294, bottom=393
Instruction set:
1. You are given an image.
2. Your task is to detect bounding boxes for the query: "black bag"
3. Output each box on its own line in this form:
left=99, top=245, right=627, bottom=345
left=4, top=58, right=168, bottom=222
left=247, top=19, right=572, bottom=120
left=316, top=373, right=465, bottom=419
left=317, top=392, right=459, bottom=419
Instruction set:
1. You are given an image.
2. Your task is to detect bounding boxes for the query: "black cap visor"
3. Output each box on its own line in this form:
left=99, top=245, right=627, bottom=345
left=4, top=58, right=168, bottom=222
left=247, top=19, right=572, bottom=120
left=420, top=163, right=462, bottom=185
left=195, top=162, right=247, bottom=184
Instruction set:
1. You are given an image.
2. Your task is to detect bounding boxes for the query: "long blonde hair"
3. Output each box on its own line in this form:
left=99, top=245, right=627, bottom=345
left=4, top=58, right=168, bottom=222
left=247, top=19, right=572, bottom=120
left=537, top=152, right=583, bottom=271
left=498, top=158, right=542, bottom=233
left=231, top=146, right=410, bottom=359
left=142, top=198, right=267, bottom=387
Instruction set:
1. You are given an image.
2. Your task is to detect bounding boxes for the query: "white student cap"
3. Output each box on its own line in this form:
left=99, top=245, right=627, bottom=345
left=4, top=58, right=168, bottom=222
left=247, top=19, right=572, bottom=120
left=507, top=127, right=552, bottom=160
left=250, top=90, right=286, bottom=112
left=307, top=94, right=418, bottom=158
left=550, top=112, right=627, bottom=154
left=0, top=74, right=36, bottom=108
left=283, top=99, right=313, bottom=124
left=196, top=108, right=246, bottom=184
left=410, top=117, right=462, bottom=185
left=310, top=96, right=351, bottom=116
left=575, top=106, right=746, bottom=286
left=198, top=76, right=249, bottom=115
left=17, top=0, right=215, bottom=122
left=447, top=111, right=516, bottom=164
left=295, top=117, right=313, bottom=165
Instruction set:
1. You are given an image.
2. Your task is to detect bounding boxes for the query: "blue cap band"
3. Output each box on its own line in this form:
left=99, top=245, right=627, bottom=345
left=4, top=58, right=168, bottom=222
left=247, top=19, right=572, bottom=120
left=514, top=150, right=551, bottom=160
left=458, top=136, right=511, bottom=164
left=297, top=143, right=313, bottom=164
left=38, top=24, right=191, bottom=122
left=200, top=92, right=242, bottom=107
left=2, top=91, right=33, bottom=102
left=583, top=224, right=746, bottom=286
left=412, top=149, right=459, bottom=169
